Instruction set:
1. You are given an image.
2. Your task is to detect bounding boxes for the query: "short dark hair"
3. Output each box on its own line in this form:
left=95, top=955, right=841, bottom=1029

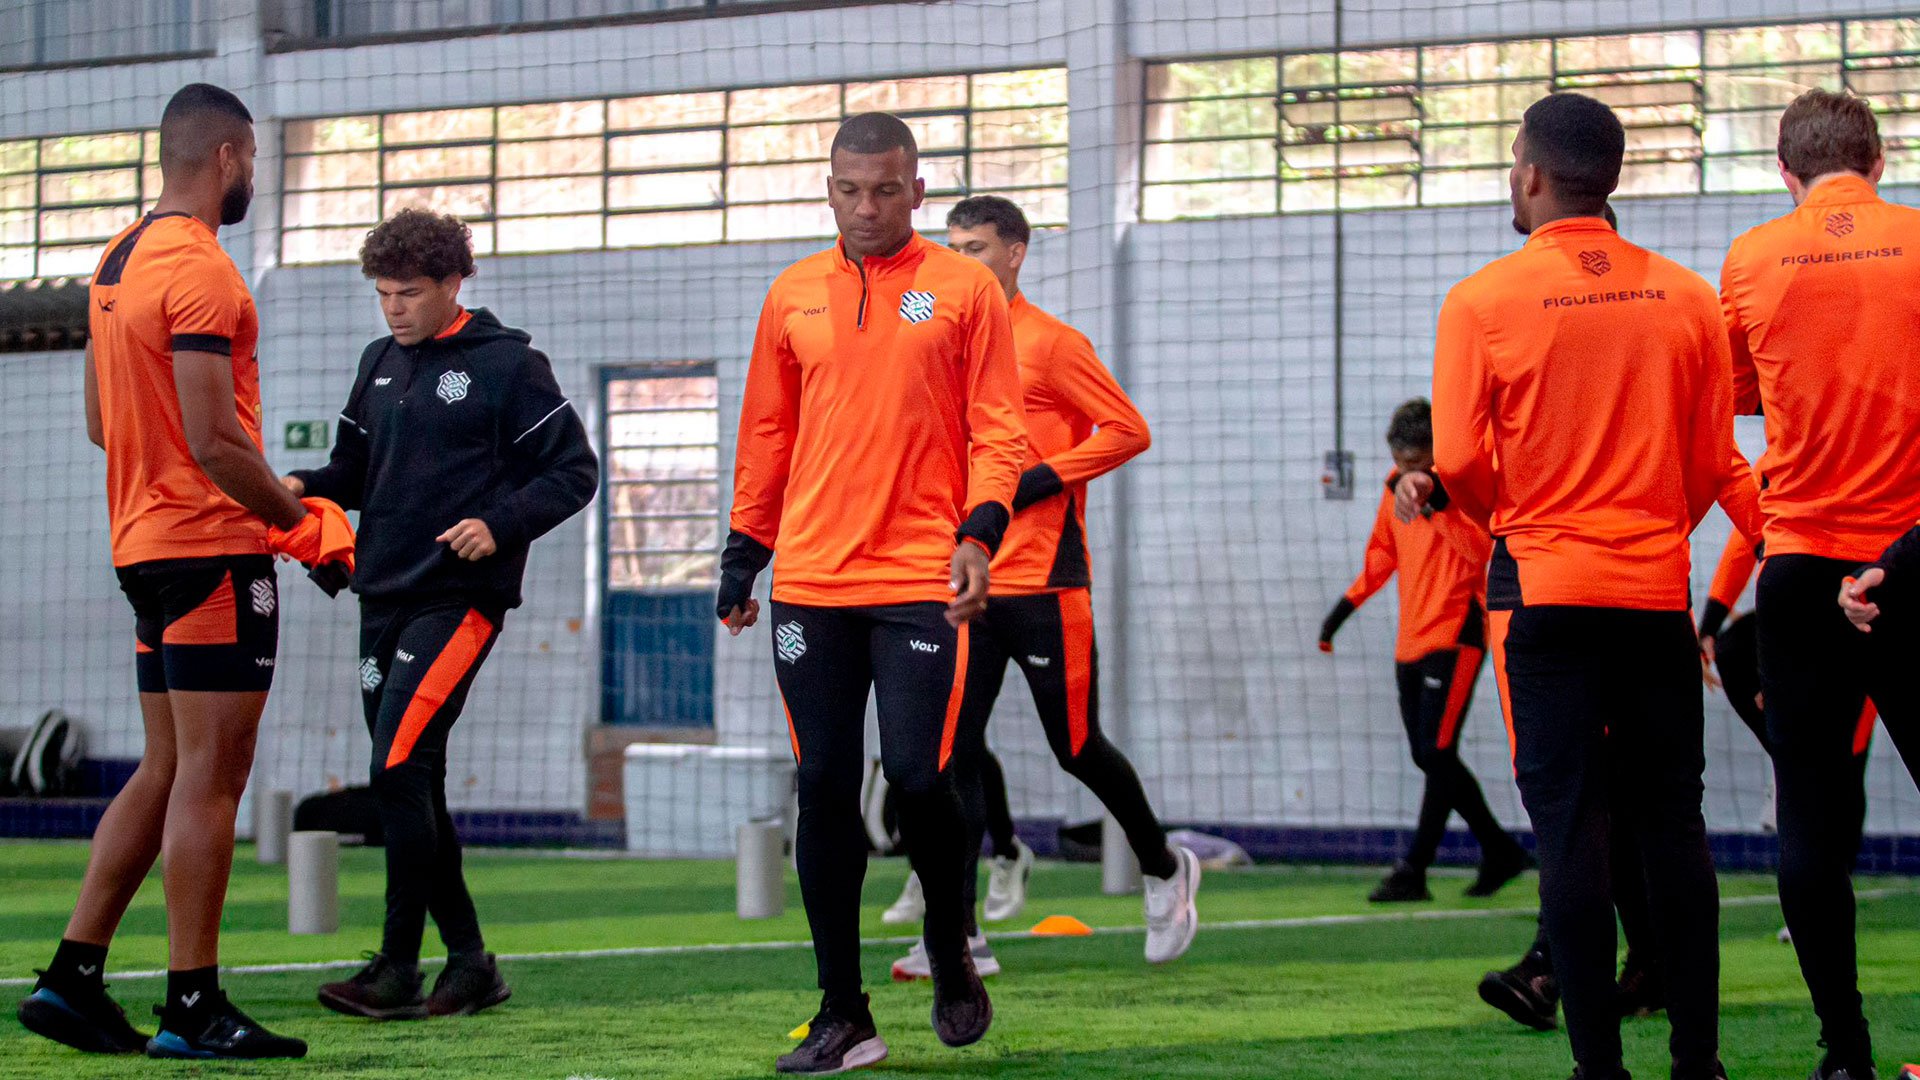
left=1520, top=93, right=1624, bottom=209
left=1778, top=89, right=1881, bottom=186
left=359, top=208, right=477, bottom=282
left=158, top=83, right=253, bottom=171
left=947, top=195, right=1031, bottom=246
left=1386, top=398, right=1432, bottom=454
left=831, top=112, right=918, bottom=165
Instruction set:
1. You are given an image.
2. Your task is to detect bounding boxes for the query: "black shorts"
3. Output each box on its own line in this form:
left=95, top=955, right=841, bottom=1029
left=117, top=554, right=278, bottom=694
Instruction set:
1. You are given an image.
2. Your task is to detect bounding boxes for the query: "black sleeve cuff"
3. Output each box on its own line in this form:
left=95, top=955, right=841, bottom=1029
left=956, top=501, right=1012, bottom=557
left=716, top=530, right=775, bottom=618
left=1320, top=597, right=1356, bottom=643
left=1425, top=473, right=1452, bottom=513
left=171, top=333, right=232, bottom=356
left=1698, top=599, right=1731, bottom=642
left=1012, top=464, right=1065, bottom=512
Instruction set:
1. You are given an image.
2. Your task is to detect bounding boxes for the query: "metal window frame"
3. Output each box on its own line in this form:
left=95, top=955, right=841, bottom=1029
left=0, top=129, right=157, bottom=283
left=598, top=361, right=723, bottom=597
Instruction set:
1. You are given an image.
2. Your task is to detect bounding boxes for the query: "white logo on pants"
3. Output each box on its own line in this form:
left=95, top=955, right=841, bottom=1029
left=250, top=577, right=276, bottom=616
left=775, top=621, right=806, bottom=664
left=360, top=656, right=384, bottom=691
left=909, top=639, right=940, bottom=654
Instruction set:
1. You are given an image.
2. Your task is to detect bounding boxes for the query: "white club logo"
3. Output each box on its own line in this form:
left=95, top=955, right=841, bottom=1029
left=775, top=621, right=807, bottom=664
left=899, top=291, right=936, bottom=324
left=437, top=369, right=472, bottom=403
left=250, top=577, right=276, bottom=616
left=359, top=656, right=384, bottom=691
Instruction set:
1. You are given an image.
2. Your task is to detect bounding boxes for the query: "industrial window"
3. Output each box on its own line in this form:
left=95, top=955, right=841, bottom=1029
left=0, top=131, right=158, bottom=282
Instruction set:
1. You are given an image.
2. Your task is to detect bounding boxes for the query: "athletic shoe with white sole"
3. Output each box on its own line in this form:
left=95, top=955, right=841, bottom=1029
left=983, top=839, right=1034, bottom=923
left=891, top=933, right=1000, bottom=981
left=1143, top=845, right=1201, bottom=964
left=881, top=872, right=925, bottom=926
left=776, top=1002, right=888, bottom=1076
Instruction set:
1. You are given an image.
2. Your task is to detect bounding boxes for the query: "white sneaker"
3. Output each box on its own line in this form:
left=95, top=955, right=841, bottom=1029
left=882, top=872, right=925, bottom=926
left=983, top=839, right=1035, bottom=923
left=1143, top=846, right=1201, bottom=964
left=890, top=933, right=1000, bottom=982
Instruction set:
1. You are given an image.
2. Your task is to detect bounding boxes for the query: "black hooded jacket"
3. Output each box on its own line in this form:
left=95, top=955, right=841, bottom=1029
left=291, top=307, right=598, bottom=609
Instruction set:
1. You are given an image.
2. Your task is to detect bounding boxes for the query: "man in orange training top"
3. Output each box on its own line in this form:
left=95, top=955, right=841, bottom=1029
left=718, top=113, right=1026, bottom=1076
left=885, top=195, right=1199, bottom=979
left=1321, top=398, right=1529, bottom=904
left=1400, top=92, right=1743, bottom=1080
left=16, top=84, right=350, bottom=1061
left=1724, top=88, right=1920, bottom=1080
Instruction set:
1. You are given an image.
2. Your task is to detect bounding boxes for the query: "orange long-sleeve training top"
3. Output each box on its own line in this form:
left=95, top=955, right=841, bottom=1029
left=1344, top=476, right=1491, bottom=663
left=1721, top=174, right=1920, bottom=563
left=1431, top=216, right=1742, bottom=612
left=991, top=293, right=1150, bottom=594
left=1707, top=528, right=1760, bottom=614
left=730, top=232, right=1028, bottom=607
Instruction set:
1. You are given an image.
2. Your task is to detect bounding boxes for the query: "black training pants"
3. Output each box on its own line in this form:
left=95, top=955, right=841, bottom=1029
left=1394, top=646, right=1517, bottom=870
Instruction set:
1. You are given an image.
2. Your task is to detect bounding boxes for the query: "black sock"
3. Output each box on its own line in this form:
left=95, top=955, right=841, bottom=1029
left=45, top=939, right=108, bottom=994
left=165, top=966, right=220, bottom=1028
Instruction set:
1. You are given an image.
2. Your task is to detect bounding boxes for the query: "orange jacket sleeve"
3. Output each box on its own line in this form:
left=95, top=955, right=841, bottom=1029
left=1344, top=489, right=1399, bottom=606
left=1033, top=326, right=1150, bottom=486
left=728, top=290, right=801, bottom=548
left=1687, top=308, right=1741, bottom=532
left=1720, top=248, right=1763, bottom=417
left=1715, top=450, right=1765, bottom=543
left=1429, top=503, right=1494, bottom=583
left=961, top=275, right=1027, bottom=516
left=1430, top=288, right=1497, bottom=529
left=1708, top=528, right=1759, bottom=611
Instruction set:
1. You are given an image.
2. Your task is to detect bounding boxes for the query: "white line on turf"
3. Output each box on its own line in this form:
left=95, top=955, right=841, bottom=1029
left=1, top=885, right=1905, bottom=988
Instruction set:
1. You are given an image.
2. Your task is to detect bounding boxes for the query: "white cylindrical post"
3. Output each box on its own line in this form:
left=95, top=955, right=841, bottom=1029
left=736, top=819, right=785, bottom=920
left=1101, top=813, right=1141, bottom=895
left=287, top=831, right=340, bottom=935
left=255, top=789, right=293, bottom=865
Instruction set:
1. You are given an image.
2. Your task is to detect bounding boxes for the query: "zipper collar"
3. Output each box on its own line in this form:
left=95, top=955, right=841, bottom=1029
left=834, top=231, right=928, bottom=276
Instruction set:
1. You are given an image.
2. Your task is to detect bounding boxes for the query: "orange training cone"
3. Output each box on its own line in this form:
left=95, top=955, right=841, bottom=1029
left=1030, top=915, right=1094, bottom=936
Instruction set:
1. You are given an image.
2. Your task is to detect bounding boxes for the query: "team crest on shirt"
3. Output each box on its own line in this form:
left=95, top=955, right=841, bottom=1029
left=1827, top=212, right=1856, bottom=237
left=1579, top=250, right=1611, bottom=277
left=899, top=291, right=936, bottom=324
left=775, top=621, right=807, bottom=664
left=249, top=578, right=276, bottom=617
left=437, top=370, right=472, bottom=403
left=359, top=656, right=384, bottom=691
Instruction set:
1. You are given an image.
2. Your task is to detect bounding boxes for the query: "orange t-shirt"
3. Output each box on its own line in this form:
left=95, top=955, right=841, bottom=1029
left=991, top=293, right=1150, bottom=595
left=1344, top=477, right=1491, bottom=663
left=1431, top=216, right=1740, bottom=612
left=730, top=232, right=1027, bottom=607
left=90, top=212, right=268, bottom=567
left=1721, top=174, right=1920, bottom=563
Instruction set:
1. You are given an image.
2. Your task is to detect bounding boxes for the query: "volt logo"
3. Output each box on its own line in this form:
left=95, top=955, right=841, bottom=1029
left=909, top=640, right=940, bottom=654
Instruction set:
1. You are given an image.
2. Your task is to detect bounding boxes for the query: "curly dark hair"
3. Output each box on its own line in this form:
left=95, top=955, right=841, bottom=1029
left=359, top=208, right=477, bottom=282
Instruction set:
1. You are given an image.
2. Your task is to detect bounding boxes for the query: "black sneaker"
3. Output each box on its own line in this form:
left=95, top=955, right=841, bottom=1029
left=1478, top=949, right=1559, bottom=1031
left=428, top=952, right=511, bottom=1017
left=1466, top=847, right=1534, bottom=898
left=1368, top=862, right=1432, bottom=903
left=1811, top=1057, right=1878, bottom=1079
left=1567, top=1069, right=1632, bottom=1080
left=1614, top=957, right=1665, bottom=1018
left=929, top=942, right=992, bottom=1047
left=776, top=1002, right=888, bottom=1075
left=317, top=953, right=427, bottom=1020
left=146, top=992, right=307, bottom=1059
left=17, top=975, right=147, bottom=1053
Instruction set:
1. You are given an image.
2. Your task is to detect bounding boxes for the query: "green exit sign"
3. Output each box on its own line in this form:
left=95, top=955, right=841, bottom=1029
left=284, top=420, right=330, bottom=451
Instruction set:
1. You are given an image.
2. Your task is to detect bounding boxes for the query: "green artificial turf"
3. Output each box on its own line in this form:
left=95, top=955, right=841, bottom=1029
left=1, top=841, right=1915, bottom=1079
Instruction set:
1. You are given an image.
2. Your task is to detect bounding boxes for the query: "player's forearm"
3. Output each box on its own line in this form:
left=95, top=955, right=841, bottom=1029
left=194, top=436, right=307, bottom=529
left=1045, top=423, right=1151, bottom=488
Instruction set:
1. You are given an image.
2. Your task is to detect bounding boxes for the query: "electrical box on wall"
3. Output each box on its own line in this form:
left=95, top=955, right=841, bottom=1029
left=1322, top=449, right=1355, bottom=500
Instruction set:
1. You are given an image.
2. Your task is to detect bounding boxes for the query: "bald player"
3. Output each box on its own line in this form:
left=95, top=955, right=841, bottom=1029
left=1400, top=92, right=1741, bottom=1080
left=720, top=113, right=1026, bottom=1074
left=1726, top=89, right=1920, bottom=1080
left=16, top=84, right=351, bottom=1060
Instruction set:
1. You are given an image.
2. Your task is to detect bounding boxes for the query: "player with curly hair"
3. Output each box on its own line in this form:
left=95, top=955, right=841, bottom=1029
left=286, top=208, right=598, bottom=1021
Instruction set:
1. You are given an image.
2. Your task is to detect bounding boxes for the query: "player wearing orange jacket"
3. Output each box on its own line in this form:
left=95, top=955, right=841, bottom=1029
left=1723, top=90, right=1920, bottom=1080
left=1400, top=93, right=1741, bottom=1080
left=718, top=115, right=1025, bottom=1076
left=885, top=196, right=1199, bottom=981
left=1321, top=399, right=1529, bottom=905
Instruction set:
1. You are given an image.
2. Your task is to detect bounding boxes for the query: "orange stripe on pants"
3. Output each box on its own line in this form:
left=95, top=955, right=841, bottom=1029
left=1854, top=699, right=1878, bottom=757
left=937, top=622, right=970, bottom=771
left=782, top=695, right=802, bottom=764
left=386, top=609, right=493, bottom=769
left=1060, top=589, right=1095, bottom=757
left=1436, top=645, right=1483, bottom=752
left=1486, top=610, right=1518, bottom=771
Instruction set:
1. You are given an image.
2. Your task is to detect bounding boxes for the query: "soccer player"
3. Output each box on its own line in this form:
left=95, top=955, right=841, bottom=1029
left=15, top=84, right=351, bottom=1060
left=1722, top=88, right=1920, bottom=1080
left=1319, top=397, right=1529, bottom=904
left=719, top=114, right=1026, bottom=1074
left=287, top=209, right=598, bottom=1020
left=886, top=195, right=1199, bottom=980
left=1400, top=92, right=1742, bottom=1080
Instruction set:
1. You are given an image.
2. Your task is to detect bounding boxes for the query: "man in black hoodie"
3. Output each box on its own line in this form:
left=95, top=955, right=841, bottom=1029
left=286, top=209, right=597, bottom=1020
